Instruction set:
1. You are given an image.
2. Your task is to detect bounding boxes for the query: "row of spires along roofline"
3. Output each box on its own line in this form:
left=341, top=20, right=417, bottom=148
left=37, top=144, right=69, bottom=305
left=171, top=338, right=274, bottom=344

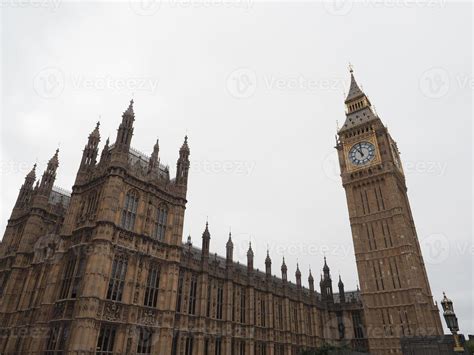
left=184, top=221, right=358, bottom=292
left=81, top=99, right=189, bottom=168
left=18, top=99, right=190, bottom=197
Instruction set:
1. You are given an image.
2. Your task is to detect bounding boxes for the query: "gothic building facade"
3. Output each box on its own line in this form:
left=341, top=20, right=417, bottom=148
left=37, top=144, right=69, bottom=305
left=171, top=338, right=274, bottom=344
left=0, top=70, right=441, bottom=355
left=0, top=98, right=366, bottom=355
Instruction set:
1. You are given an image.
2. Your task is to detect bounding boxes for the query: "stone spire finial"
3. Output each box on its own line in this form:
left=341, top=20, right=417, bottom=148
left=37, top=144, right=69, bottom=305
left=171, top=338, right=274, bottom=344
left=124, top=99, right=135, bottom=117
left=226, top=231, right=233, bottom=266
left=295, top=262, right=302, bottom=288
left=26, top=163, right=37, bottom=182
left=308, top=268, right=315, bottom=292
left=265, top=249, right=272, bottom=276
left=247, top=242, right=254, bottom=272
left=201, top=221, right=210, bottom=260
left=281, top=257, right=287, bottom=282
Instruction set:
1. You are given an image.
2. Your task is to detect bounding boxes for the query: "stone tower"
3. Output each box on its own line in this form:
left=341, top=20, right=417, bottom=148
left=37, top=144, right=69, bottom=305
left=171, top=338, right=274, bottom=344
left=336, top=68, right=443, bottom=354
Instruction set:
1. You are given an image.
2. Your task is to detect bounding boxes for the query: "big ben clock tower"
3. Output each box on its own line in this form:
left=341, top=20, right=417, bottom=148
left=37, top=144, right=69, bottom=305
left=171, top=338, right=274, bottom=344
left=336, top=68, right=443, bottom=354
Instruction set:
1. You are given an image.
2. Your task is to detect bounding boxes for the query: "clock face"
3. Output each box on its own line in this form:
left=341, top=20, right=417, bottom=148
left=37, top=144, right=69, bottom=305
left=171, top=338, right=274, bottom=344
left=348, top=142, right=376, bottom=166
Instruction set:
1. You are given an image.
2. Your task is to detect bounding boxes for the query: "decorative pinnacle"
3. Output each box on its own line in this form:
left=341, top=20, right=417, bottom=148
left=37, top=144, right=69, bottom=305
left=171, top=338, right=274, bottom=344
left=26, top=163, right=37, bottom=180
left=349, top=62, right=354, bottom=73
left=123, top=99, right=135, bottom=117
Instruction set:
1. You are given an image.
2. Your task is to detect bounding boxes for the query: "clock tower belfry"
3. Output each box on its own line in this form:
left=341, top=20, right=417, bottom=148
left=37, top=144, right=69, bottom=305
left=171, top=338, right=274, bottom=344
left=336, top=68, right=443, bottom=354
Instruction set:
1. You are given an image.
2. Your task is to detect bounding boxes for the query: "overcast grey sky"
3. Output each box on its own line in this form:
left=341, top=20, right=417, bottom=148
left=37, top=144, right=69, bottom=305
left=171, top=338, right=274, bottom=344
left=1, top=0, right=472, bottom=335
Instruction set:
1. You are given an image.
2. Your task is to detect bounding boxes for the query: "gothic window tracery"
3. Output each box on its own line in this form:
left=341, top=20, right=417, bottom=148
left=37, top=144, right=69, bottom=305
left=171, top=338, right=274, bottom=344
left=153, top=205, right=168, bottom=241
left=106, top=254, right=128, bottom=301
left=144, top=264, right=161, bottom=308
left=59, top=250, right=86, bottom=300
left=120, top=190, right=139, bottom=231
left=45, top=323, right=69, bottom=355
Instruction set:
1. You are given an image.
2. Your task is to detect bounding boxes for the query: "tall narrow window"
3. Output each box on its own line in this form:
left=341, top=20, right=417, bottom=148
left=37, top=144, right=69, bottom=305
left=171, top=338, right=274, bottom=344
left=188, top=274, right=198, bottom=315
left=71, top=254, right=86, bottom=298
left=144, top=264, right=161, bottom=307
left=306, top=306, right=312, bottom=335
left=45, top=324, right=69, bottom=355
left=352, top=311, right=364, bottom=339
left=0, top=271, right=9, bottom=297
left=59, top=258, right=76, bottom=299
left=176, top=272, right=184, bottom=312
left=106, top=255, right=128, bottom=301
left=120, top=190, right=139, bottom=231
left=185, top=336, right=193, bottom=355
left=137, top=327, right=153, bottom=355
left=232, top=288, right=236, bottom=322
left=153, top=206, right=168, bottom=241
left=215, top=337, right=222, bottom=355
left=206, top=284, right=211, bottom=317
left=216, top=283, right=224, bottom=319
left=96, top=324, right=116, bottom=355
left=239, top=341, right=245, bottom=355
left=240, top=291, right=246, bottom=324
left=171, top=332, right=179, bottom=355
left=261, top=298, right=266, bottom=327
left=59, top=251, right=86, bottom=300
left=278, top=303, right=283, bottom=330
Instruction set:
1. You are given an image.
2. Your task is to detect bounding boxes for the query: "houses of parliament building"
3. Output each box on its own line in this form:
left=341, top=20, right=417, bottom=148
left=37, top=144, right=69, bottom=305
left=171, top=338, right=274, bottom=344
left=0, top=71, right=443, bottom=355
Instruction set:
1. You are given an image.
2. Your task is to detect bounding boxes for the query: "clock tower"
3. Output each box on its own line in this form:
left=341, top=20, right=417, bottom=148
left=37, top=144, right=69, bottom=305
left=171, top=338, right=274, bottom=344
left=336, top=68, right=443, bottom=354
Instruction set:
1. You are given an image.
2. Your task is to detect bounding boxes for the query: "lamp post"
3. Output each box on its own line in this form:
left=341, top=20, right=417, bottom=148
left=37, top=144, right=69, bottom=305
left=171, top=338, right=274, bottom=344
left=441, top=292, right=464, bottom=353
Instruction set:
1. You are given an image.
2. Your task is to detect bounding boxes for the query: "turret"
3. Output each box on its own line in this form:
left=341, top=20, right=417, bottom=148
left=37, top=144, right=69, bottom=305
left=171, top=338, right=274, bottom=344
left=176, top=136, right=190, bottom=186
left=115, top=99, right=135, bottom=153
left=247, top=242, right=254, bottom=272
left=99, top=137, right=110, bottom=165
left=320, top=257, right=334, bottom=303
left=38, top=149, right=59, bottom=197
left=308, top=268, right=315, bottom=293
left=226, top=232, right=233, bottom=267
left=281, top=257, right=287, bottom=282
left=295, top=263, right=302, bottom=288
left=202, top=222, right=210, bottom=261
left=148, top=139, right=160, bottom=173
left=265, top=250, right=272, bottom=277
left=338, top=275, right=345, bottom=303
left=14, top=164, right=36, bottom=210
left=76, top=122, right=101, bottom=184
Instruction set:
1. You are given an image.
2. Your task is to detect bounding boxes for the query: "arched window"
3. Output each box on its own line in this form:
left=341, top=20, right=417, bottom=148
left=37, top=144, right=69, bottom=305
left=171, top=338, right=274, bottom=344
left=121, top=190, right=139, bottom=231
left=153, top=205, right=168, bottom=241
